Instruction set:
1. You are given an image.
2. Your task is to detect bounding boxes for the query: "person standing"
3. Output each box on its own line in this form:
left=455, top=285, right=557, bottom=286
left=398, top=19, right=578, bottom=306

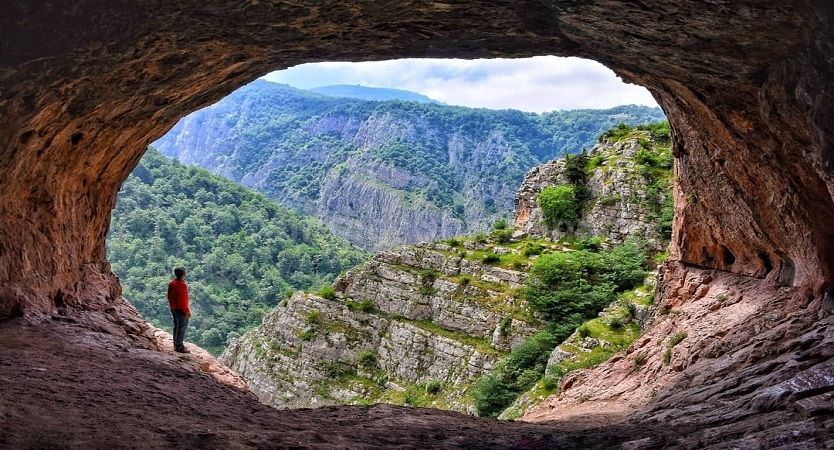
left=167, top=267, right=191, bottom=353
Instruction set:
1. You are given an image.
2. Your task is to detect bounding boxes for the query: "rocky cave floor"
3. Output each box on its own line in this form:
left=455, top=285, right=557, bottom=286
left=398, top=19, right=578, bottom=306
left=0, top=309, right=832, bottom=449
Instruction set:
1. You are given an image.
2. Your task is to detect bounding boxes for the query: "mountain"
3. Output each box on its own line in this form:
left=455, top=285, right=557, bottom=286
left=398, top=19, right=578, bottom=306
left=219, top=123, right=673, bottom=416
left=107, top=148, right=367, bottom=354
left=153, top=79, right=665, bottom=251
left=307, top=84, right=439, bottom=103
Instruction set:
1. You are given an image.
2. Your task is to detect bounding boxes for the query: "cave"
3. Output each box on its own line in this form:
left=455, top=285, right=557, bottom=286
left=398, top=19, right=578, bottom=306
left=1, top=1, right=833, bottom=448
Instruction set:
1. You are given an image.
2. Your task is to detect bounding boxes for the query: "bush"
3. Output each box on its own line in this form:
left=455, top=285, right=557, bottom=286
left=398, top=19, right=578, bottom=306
left=473, top=372, right=518, bottom=418
left=305, top=309, right=321, bottom=325
left=491, top=228, right=512, bottom=244
left=522, top=243, right=544, bottom=257
left=524, top=241, right=647, bottom=323
left=459, top=275, right=471, bottom=286
left=473, top=331, right=558, bottom=418
left=538, top=185, right=578, bottom=229
left=633, top=351, right=648, bottom=369
left=317, top=285, right=336, bottom=300
left=298, top=329, right=315, bottom=341
left=446, top=238, right=461, bottom=248
left=492, top=218, right=508, bottom=230
left=576, top=324, right=591, bottom=338
left=577, top=236, right=603, bottom=251
left=424, top=380, right=442, bottom=395
left=358, top=351, right=378, bottom=369
left=345, top=299, right=375, bottom=312
left=404, top=387, right=425, bottom=407
left=608, top=317, right=624, bottom=330
left=481, top=252, right=501, bottom=264
left=419, top=270, right=437, bottom=295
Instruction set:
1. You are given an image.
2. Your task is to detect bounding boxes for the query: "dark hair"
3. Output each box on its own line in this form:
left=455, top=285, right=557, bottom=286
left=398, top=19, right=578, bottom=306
left=174, top=267, right=186, bottom=279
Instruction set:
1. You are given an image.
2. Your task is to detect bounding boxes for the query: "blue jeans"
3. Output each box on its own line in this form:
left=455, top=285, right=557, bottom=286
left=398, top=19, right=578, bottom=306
left=171, top=310, right=189, bottom=350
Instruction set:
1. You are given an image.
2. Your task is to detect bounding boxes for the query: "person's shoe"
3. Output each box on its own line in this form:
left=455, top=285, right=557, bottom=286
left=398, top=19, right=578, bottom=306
left=175, top=347, right=190, bottom=354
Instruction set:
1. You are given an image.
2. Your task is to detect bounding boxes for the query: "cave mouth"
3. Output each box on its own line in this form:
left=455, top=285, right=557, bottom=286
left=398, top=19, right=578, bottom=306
left=2, top=1, right=832, bottom=325
left=107, top=55, right=666, bottom=357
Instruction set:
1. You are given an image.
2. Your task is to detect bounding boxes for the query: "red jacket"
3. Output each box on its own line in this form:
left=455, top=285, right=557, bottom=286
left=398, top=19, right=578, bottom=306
left=167, top=279, right=190, bottom=315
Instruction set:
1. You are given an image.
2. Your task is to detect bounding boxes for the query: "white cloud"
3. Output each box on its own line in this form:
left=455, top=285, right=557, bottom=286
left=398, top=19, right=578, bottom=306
left=261, top=56, right=658, bottom=113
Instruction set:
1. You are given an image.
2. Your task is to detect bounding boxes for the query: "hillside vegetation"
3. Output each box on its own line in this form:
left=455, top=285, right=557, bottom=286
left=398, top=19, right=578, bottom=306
left=154, top=80, right=665, bottom=250
left=108, top=148, right=366, bottom=354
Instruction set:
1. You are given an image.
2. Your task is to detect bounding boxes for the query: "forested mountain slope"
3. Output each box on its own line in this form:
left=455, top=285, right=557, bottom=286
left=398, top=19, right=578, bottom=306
left=154, top=80, right=664, bottom=250
left=107, top=148, right=366, bottom=354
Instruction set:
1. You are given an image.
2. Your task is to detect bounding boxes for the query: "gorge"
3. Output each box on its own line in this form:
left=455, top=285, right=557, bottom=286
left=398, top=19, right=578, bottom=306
left=1, top=1, right=833, bottom=448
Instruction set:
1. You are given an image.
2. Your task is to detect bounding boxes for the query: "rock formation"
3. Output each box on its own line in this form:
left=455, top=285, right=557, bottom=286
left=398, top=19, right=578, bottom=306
left=1, top=1, right=833, bottom=447
left=221, top=241, right=541, bottom=412
left=515, top=129, right=672, bottom=251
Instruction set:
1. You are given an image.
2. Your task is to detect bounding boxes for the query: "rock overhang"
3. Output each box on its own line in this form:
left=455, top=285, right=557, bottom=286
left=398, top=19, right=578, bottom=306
left=1, top=1, right=833, bottom=319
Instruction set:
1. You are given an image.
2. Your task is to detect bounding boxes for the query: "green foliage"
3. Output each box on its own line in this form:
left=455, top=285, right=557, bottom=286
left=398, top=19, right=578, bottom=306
left=358, top=351, right=379, bottom=369
left=481, top=252, right=501, bottom=264
left=473, top=331, right=559, bottom=418
left=608, top=317, right=624, bottom=330
left=305, top=309, right=322, bottom=325
left=576, top=324, right=591, bottom=338
left=317, top=285, right=336, bottom=300
left=576, top=236, right=603, bottom=251
left=538, top=185, right=578, bottom=229
left=601, top=123, right=633, bottom=142
left=662, top=332, right=686, bottom=366
left=633, top=351, right=649, bottom=369
left=298, top=329, right=315, bottom=341
left=424, top=380, right=442, bottom=395
left=523, top=241, right=648, bottom=323
left=107, top=148, right=367, bottom=355
left=418, top=270, right=437, bottom=295
left=446, top=238, right=461, bottom=248
left=499, top=316, right=512, bottom=337
left=345, top=299, right=376, bottom=313
left=155, top=81, right=665, bottom=239
left=491, top=228, right=513, bottom=244
left=492, top=218, right=509, bottom=230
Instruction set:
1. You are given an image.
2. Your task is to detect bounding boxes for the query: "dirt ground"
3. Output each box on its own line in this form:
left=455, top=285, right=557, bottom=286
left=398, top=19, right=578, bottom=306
left=0, top=318, right=632, bottom=449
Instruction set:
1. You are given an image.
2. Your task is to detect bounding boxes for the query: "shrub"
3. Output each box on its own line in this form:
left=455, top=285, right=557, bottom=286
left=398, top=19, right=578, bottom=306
left=473, top=372, right=517, bottom=418
left=608, top=317, right=624, bottom=330
left=538, top=185, right=578, bottom=229
left=473, top=331, right=558, bottom=418
left=474, top=233, right=488, bottom=244
left=419, top=270, right=437, bottom=295
left=601, top=123, right=633, bottom=142
left=446, top=238, right=461, bottom=248
left=492, top=218, right=508, bottom=230
left=563, top=152, right=589, bottom=186
left=522, top=243, right=544, bottom=257
left=404, top=387, right=425, bottom=407
left=459, top=275, right=471, bottom=286
left=298, top=329, right=315, bottom=341
left=491, top=228, right=512, bottom=244
left=633, top=351, right=648, bottom=369
left=317, top=285, right=336, bottom=300
left=424, top=380, right=442, bottom=395
left=524, top=241, right=647, bottom=323
left=499, top=316, right=512, bottom=337
left=345, top=299, right=375, bottom=312
left=668, top=331, right=687, bottom=347
left=625, top=302, right=638, bottom=320
left=358, top=351, right=378, bottom=369
left=481, top=252, right=501, bottom=264
left=576, top=324, right=591, bottom=338
left=305, top=309, right=321, bottom=325
left=577, top=236, right=603, bottom=251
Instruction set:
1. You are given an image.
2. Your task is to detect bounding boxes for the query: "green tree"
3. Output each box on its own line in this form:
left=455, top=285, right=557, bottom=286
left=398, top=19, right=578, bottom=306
left=538, top=185, right=578, bottom=229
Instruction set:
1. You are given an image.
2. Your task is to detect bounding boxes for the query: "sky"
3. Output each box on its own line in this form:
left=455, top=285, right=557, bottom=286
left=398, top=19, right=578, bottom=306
left=262, top=56, right=658, bottom=113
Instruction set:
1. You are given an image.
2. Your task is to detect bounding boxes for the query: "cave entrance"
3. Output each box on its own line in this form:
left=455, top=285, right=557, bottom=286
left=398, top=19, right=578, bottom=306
left=107, top=55, right=669, bottom=414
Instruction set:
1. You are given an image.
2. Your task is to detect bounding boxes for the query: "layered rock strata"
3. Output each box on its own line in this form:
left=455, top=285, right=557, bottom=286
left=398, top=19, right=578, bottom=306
left=221, top=242, right=540, bottom=412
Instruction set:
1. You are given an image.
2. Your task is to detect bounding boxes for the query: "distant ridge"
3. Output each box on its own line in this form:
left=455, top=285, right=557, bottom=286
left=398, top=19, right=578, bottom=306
left=308, top=84, right=439, bottom=103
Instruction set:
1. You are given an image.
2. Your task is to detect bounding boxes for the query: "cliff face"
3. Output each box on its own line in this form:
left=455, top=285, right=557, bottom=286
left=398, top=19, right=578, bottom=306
left=515, top=128, right=672, bottom=252
left=220, top=141, right=667, bottom=414
left=220, top=241, right=541, bottom=412
left=154, top=81, right=663, bottom=251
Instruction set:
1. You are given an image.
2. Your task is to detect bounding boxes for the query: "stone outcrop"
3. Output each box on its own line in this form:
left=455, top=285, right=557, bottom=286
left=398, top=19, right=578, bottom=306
left=221, top=242, right=541, bottom=412
left=515, top=131, right=671, bottom=251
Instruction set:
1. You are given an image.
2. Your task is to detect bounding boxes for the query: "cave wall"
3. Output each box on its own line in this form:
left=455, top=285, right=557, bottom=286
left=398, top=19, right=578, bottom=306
left=1, top=1, right=832, bottom=319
